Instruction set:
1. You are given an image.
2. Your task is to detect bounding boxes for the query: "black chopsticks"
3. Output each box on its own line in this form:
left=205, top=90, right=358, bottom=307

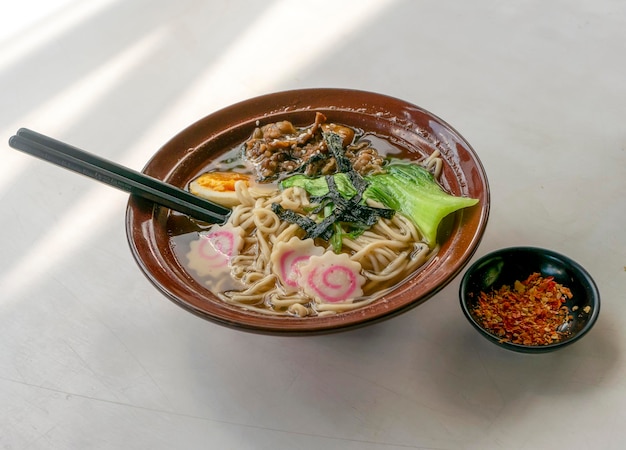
left=8, top=128, right=231, bottom=224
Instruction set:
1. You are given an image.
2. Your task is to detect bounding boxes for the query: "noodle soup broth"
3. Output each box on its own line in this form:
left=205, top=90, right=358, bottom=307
left=168, top=115, right=462, bottom=317
left=126, top=88, right=489, bottom=334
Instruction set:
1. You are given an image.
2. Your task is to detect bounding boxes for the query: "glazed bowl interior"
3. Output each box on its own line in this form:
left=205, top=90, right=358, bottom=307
left=460, top=247, right=600, bottom=352
left=126, top=88, right=490, bottom=335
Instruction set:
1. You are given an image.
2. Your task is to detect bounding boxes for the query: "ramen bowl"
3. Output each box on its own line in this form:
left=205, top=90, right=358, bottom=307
left=460, top=247, right=600, bottom=353
left=126, top=88, right=490, bottom=335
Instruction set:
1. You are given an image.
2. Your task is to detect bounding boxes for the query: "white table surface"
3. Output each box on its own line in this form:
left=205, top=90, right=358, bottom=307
left=2, top=1, right=625, bottom=449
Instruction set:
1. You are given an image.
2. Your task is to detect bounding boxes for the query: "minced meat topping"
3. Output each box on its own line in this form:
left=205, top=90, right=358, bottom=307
left=243, top=112, right=384, bottom=182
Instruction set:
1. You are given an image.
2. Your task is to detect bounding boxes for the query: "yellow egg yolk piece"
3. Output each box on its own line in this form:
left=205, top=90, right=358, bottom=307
left=194, top=172, right=249, bottom=192
left=189, top=171, right=251, bottom=207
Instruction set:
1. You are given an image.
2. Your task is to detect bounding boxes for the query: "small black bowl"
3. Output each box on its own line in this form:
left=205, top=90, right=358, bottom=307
left=460, top=247, right=600, bottom=353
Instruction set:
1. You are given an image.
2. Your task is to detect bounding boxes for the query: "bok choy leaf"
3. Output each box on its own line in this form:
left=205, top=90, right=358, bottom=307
left=363, top=163, right=478, bottom=245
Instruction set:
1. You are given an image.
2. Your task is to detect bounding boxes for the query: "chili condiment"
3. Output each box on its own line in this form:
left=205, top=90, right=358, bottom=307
left=471, top=272, right=573, bottom=345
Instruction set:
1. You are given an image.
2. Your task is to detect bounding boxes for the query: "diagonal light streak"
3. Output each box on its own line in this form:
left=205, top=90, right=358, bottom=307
left=0, top=0, right=119, bottom=72
left=0, top=24, right=170, bottom=195
left=0, top=27, right=170, bottom=303
left=1, top=0, right=398, bottom=305
left=131, top=0, right=399, bottom=136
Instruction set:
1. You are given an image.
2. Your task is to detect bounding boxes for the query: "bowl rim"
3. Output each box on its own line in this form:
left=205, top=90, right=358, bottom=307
left=459, top=246, right=601, bottom=352
left=125, top=87, right=491, bottom=335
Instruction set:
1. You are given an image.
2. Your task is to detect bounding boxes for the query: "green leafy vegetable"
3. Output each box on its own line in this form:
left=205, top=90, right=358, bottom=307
left=363, top=163, right=479, bottom=245
left=330, top=223, right=366, bottom=253
left=274, top=133, right=394, bottom=250
left=281, top=173, right=356, bottom=198
left=275, top=134, right=478, bottom=250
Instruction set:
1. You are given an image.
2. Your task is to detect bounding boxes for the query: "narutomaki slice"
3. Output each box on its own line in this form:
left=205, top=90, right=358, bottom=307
left=299, top=252, right=365, bottom=303
left=186, top=223, right=245, bottom=277
left=270, top=237, right=324, bottom=293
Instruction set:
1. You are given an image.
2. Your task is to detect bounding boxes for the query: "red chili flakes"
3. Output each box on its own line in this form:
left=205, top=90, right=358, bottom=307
left=471, top=272, right=574, bottom=346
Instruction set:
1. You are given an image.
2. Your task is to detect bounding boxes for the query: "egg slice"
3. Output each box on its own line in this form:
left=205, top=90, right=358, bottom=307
left=189, top=171, right=250, bottom=207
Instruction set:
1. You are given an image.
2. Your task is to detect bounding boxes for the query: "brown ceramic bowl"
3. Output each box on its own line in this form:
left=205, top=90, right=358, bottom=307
left=125, top=88, right=490, bottom=335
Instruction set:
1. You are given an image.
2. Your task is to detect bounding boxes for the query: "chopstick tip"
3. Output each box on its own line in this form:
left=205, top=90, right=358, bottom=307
left=16, top=127, right=33, bottom=136
left=8, top=134, right=20, bottom=147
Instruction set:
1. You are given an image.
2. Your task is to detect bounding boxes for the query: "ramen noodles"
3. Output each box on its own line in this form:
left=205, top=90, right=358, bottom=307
left=170, top=113, right=478, bottom=317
